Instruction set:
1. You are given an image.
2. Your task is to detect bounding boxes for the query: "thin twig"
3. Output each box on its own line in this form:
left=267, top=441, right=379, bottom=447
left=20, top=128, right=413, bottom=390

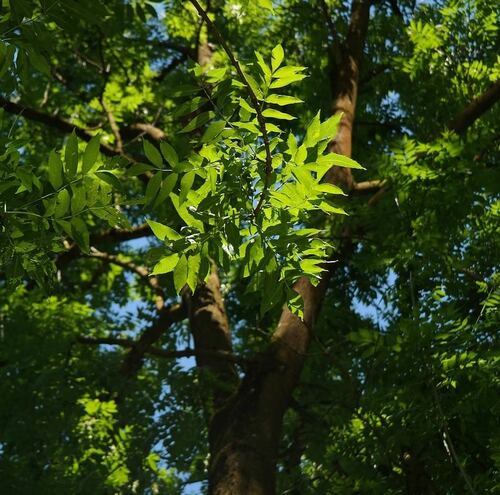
left=188, top=0, right=273, bottom=215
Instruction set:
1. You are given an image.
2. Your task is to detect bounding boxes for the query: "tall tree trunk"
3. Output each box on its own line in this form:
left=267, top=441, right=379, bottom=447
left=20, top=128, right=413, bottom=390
left=205, top=1, right=371, bottom=493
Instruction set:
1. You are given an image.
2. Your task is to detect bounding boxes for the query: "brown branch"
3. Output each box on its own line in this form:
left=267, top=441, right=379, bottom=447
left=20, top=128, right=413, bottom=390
left=359, top=63, right=391, bottom=86
left=154, top=55, right=188, bottom=82
left=448, top=79, right=500, bottom=134
left=188, top=0, right=273, bottom=216
left=0, top=96, right=117, bottom=156
left=126, top=122, right=166, bottom=141
left=184, top=270, right=239, bottom=409
left=365, top=80, right=500, bottom=205
left=120, top=303, right=188, bottom=377
left=88, top=247, right=165, bottom=310
left=55, top=224, right=153, bottom=270
left=101, top=99, right=123, bottom=153
left=91, top=223, right=153, bottom=244
left=352, top=179, right=386, bottom=193
left=77, top=336, right=244, bottom=364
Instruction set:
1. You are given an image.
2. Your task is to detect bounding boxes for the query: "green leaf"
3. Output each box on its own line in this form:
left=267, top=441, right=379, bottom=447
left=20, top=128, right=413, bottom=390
left=160, top=142, right=179, bottom=168
left=255, top=51, right=272, bottom=83
left=239, top=98, right=256, bottom=114
left=272, top=66, right=306, bottom=78
left=255, top=0, right=273, bottom=10
left=146, top=219, right=182, bottom=241
left=170, top=193, right=204, bottom=232
left=126, top=163, right=155, bottom=176
left=95, top=171, right=122, bottom=191
left=186, top=253, right=201, bottom=292
left=173, top=254, right=188, bottom=293
left=269, top=73, right=307, bottom=89
left=300, top=258, right=326, bottom=275
left=271, top=44, right=284, bottom=72
left=303, top=111, right=321, bottom=148
left=71, top=185, right=86, bottom=214
left=225, top=222, right=240, bottom=250
left=179, top=170, right=195, bottom=204
left=319, top=113, right=342, bottom=140
left=315, top=183, right=346, bottom=195
left=48, top=150, right=63, bottom=190
left=262, top=109, right=295, bottom=120
left=71, top=217, right=89, bottom=253
left=54, top=189, right=70, bottom=218
left=153, top=173, right=178, bottom=208
left=265, top=94, right=303, bottom=106
left=179, top=111, right=214, bottom=134
left=327, top=153, right=365, bottom=169
left=65, top=131, right=79, bottom=178
left=144, top=172, right=162, bottom=206
left=143, top=140, right=163, bottom=167
left=152, top=254, right=180, bottom=275
left=201, top=121, right=226, bottom=143
left=173, top=96, right=207, bottom=118
left=245, top=73, right=264, bottom=100
left=318, top=201, right=347, bottom=215
left=28, top=50, right=50, bottom=76
left=82, top=135, right=100, bottom=174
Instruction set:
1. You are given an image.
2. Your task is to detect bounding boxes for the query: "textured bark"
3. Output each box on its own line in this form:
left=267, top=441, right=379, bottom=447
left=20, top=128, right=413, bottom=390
left=448, top=79, right=500, bottom=134
left=187, top=271, right=239, bottom=410
left=205, top=2, right=372, bottom=493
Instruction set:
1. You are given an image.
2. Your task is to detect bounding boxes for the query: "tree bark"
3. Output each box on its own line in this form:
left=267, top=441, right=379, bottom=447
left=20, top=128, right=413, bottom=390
left=204, top=1, right=371, bottom=493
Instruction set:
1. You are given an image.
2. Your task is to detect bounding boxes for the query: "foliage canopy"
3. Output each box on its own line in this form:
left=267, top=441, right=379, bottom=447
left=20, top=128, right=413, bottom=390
left=0, top=0, right=498, bottom=493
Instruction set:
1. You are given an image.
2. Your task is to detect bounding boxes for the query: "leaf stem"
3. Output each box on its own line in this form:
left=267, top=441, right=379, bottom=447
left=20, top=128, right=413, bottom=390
left=188, top=0, right=273, bottom=215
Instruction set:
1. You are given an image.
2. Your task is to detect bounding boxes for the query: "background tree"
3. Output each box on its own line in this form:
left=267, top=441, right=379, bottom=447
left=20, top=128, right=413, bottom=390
left=0, top=0, right=498, bottom=494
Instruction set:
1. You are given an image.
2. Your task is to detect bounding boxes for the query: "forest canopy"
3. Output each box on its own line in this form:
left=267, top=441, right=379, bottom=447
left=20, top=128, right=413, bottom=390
left=0, top=0, right=499, bottom=494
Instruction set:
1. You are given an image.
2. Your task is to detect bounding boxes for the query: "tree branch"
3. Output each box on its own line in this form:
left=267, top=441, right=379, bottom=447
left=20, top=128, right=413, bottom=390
left=88, top=247, right=165, bottom=310
left=154, top=55, right=188, bottom=82
left=120, top=303, right=188, bottom=377
left=125, top=122, right=166, bottom=142
left=188, top=0, right=273, bottom=216
left=55, top=224, right=153, bottom=269
left=448, top=79, right=500, bottom=134
left=364, top=80, right=500, bottom=204
left=0, top=96, right=117, bottom=156
left=77, top=336, right=244, bottom=364
left=352, top=179, right=387, bottom=193
left=184, top=270, right=239, bottom=409
left=101, top=99, right=123, bottom=153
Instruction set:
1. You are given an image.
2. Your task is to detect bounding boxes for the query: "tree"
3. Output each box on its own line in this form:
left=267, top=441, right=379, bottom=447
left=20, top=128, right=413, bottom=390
left=0, top=0, right=498, bottom=494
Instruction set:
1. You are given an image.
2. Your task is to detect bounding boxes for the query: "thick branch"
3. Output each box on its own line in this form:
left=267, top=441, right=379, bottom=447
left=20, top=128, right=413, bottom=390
left=185, top=270, right=239, bottom=410
left=448, top=80, right=500, bottom=134
left=120, top=303, right=187, bottom=377
left=0, top=96, right=117, bottom=156
left=319, top=0, right=336, bottom=40
left=202, top=3, right=372, bottom=491
left=56, top=224, right=153, bottom=269
left=0, top=95, right=165, bottom=156
left=91, top=223, right=153, bottom=244
left=365, top=80, right=500, bottom=204
left=126, top=122, right=166, bottom=141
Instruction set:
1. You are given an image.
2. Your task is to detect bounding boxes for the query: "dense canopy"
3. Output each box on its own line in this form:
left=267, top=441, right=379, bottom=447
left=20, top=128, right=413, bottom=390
left=0, top=0, right=499, bottom=494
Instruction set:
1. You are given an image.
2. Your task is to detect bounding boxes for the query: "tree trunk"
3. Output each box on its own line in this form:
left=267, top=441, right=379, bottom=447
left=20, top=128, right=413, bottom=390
left=204, top=3, right=371, bottom=493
